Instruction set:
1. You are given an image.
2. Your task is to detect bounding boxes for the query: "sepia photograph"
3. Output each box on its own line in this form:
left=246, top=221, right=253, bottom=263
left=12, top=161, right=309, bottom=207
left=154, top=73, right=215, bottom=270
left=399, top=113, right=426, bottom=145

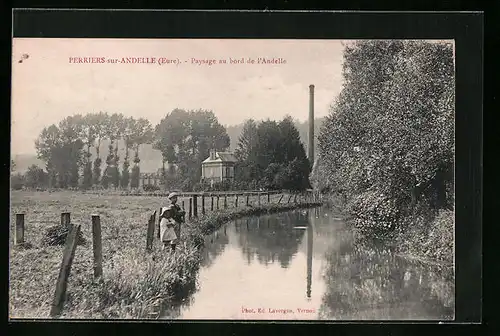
left=10, top=37, right=455, bottom=321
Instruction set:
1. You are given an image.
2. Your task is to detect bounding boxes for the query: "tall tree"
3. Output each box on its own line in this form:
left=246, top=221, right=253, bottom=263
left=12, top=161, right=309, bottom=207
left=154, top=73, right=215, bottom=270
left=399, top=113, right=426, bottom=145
left=318, top=40, right=454, bottom=234
left=79, top=114, right=97, bottom=189
left=154, top=109, right=230, bottom=189
left=88, top=112, right=108, bottom=187
left=130, top=118, right=153, bottom=188
left=120, top=117, right=135, bottom=189
left=234, top=119, right=258, bottom=162
left=234, top=117, right=310, bottom=191
left=278, top=115, right=310, bottom=166
left=101, top=113, right=123, bottom=189
left=58, top=115, right=85, bottom=188
left=35, top=124, right=73, bottom=189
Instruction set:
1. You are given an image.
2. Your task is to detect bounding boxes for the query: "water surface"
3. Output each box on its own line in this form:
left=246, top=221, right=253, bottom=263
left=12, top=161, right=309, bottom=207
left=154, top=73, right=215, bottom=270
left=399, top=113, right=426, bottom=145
left=163, top=207, right=454, bottom=320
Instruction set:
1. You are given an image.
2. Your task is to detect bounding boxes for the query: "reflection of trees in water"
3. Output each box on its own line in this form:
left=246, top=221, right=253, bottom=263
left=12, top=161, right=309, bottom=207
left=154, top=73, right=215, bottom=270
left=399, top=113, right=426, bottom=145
left=318, top=239, right=455, bottom=320
left=160, top=280, right=198, bottom=319
left=162, top=226, right=230, bottom=319
left=234, top=211, right=308, bottom=268
left=200, top=225, right=230, bottom=268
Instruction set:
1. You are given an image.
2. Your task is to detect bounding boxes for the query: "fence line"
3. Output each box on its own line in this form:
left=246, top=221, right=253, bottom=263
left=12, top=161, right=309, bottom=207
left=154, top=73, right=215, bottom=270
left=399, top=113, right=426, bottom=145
left=12, top=190, right=322, bottom=317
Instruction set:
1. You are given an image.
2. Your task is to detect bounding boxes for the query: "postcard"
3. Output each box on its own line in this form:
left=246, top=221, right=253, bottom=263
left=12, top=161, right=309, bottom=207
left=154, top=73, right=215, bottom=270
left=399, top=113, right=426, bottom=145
left=10, top=37, right=456, bottom=321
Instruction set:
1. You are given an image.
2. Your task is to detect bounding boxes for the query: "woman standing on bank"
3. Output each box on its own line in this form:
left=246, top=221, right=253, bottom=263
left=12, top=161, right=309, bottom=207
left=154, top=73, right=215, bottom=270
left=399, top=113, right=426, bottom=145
left=159, top=192, right=185, bottom=252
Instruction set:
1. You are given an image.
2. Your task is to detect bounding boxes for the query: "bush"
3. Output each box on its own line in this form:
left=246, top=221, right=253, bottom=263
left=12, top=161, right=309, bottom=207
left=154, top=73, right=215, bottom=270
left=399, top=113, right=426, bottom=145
left=41, top=225, right=87, bottom=247
left=395, top=207, right=453, bottom=265
left=11, top=173, right=25, bottom=190
left=347, top=190, right=400, bottom=237
left=143, top=184, right=160, bottom=192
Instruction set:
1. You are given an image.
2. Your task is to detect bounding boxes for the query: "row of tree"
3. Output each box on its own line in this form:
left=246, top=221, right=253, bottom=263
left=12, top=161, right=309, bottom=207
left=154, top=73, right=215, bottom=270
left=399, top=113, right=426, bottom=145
left=12, top=109, right=312, bottom=191
left=33, top=112, right=153, bottom=190
left=312, top=40, right=455, bottom=236
left=233, top=116, right=311, bottom=191
left=153, top=109, right=231, bottom=191
left=152, top=111, right=311, bottom=191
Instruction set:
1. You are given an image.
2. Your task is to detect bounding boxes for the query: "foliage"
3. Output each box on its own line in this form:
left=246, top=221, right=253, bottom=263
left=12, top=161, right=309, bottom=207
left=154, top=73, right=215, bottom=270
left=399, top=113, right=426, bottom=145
left=11, top=173, right=25, bottom=190
left=235, top=116, right=311, bottom=191
left=34, top=112, right=153, bottom=190
left=82, top=162, right=93, bottom=189
left=143, top=184, right=161, bottom=192
left=130, top=165, right=140, bottom=189
left=153, top=109, right=230, bottom=190
left=41, top=225, right=87, bottom=246
left=396, top=208, right=454, bottom=265
left=234, top=119, right=259, bottom=162
left=24, top=164, right=48, bottom=189
left=317, top=40, right=454, bottom=241
left=121, top=161, right=130, bottom=189
left=10, top=190, right=318, bottom=318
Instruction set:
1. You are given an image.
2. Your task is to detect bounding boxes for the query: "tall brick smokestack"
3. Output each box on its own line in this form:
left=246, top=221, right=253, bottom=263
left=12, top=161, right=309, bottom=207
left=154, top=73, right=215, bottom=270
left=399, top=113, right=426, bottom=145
left=308, top=84, right=315, bottom=166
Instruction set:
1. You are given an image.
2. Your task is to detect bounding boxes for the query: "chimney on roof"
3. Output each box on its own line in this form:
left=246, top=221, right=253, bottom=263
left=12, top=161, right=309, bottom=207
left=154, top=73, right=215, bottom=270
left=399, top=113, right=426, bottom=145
left=210, top=149, right=216, bottom=160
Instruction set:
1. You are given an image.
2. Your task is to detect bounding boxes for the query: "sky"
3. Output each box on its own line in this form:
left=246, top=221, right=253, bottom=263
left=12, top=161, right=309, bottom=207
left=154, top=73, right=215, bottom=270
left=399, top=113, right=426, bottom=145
left=11, top=38, right=345, bottom=155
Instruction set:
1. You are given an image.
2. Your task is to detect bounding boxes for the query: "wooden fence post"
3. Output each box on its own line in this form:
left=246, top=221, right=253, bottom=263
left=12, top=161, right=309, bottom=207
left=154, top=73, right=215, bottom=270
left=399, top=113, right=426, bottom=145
left=211, top=195, right=214, bottom=211
left=202, top=195, right=206, bottom=215
left=189, top=198, right=193, bottom=219
left=288, top=195, right=293, bottom=203
left=294, top=194, right=297, bottom=203
left=157, top=207, right=162, bottom=239
left=278, top=194, right=284, bottom=204
left=50, top=224, right=81, bottom=317
left=15, top=214, right=25, bottom=245
left=224, top=195, right=227, bottom=209
left=193, top=195, right=198, bottom=217
left=146, top=211, right=156, bottom=252
left=235, top=195, right=239, bottom=207
left=246, top=194, right=249, bottom=207
left=267, top=192, right=270, bottom=203
left=60, top=212, right=71, bottom=227
left=258, top=193, right=261, bottom=206
left=91, top=215, right=103, bottom=279
left=216, top=196, right=220, bottom=210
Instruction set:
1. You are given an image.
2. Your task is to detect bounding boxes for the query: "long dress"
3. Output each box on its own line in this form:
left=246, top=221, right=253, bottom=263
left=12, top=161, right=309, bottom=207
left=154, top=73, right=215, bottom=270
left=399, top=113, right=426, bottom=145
left=160, top=207, right=178, bottom=243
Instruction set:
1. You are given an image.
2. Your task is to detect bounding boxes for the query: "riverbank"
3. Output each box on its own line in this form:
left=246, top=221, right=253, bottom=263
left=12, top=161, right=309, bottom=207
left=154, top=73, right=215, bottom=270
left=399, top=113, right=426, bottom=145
left=67, top=201, right=323, bottom=319
left=322, top=193, right=454, bottom=268
left=9, top=191, right=321, bottom=319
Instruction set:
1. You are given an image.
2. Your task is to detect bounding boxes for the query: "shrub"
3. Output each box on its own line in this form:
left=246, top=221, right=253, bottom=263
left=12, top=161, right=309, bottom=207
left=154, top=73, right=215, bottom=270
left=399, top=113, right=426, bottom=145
left=347, top=190, right=400, bottom=237
left=143, top=184, right=160, bottom=192
left=41, top=225, right=87, bottom=246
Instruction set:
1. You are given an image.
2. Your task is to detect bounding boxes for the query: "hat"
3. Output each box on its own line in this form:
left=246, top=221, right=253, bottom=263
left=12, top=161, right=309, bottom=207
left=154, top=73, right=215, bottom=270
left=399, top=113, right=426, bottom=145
left=168, top=192, right=178, bottom=199
left=160, top=207, right=169, bottom=217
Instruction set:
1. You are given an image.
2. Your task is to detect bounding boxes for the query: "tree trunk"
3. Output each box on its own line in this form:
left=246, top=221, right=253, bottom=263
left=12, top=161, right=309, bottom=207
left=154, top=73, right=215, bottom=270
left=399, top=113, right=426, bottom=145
left=96, top=138, right=101, bottom=159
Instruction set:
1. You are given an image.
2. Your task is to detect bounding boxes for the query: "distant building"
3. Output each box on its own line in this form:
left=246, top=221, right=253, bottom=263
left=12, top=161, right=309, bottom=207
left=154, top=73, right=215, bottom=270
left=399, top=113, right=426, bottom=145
left=138, top=164, right=177, bottom=189
left=139, top=172, right=161, bottom=188
left=201, top=150, right=237, bottom=183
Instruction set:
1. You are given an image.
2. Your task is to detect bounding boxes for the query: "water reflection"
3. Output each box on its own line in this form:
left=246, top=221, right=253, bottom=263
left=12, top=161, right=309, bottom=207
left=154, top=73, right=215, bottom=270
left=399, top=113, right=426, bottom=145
left=317, top=230, right=455, bottom=320
left=234, top=212, right=307, bottom=268
left=163, top=206, right=454, bottom=320
left=306, top=220, right=313, bottom=299
left=200, top=225, right=229, bottom=268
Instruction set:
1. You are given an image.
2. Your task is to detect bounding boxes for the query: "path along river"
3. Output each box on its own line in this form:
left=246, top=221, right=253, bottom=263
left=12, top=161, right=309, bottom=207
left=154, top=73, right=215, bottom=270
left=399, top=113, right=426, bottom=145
left=162, top=206, right=454, bottom=320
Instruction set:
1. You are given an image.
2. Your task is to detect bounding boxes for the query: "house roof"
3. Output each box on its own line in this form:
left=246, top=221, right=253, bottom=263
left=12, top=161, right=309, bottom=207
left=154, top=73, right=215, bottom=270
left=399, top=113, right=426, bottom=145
left=202, top=151, right=238, bottom=164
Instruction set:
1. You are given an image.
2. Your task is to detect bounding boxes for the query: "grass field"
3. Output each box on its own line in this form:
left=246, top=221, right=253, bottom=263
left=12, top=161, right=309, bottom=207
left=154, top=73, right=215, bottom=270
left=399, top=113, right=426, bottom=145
left=9, top=190, right=316, bottom=319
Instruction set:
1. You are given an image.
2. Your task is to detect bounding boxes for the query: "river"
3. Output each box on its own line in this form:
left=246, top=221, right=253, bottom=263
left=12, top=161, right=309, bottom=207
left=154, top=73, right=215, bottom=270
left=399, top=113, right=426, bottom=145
left=162, top=206, right=455, bottom=320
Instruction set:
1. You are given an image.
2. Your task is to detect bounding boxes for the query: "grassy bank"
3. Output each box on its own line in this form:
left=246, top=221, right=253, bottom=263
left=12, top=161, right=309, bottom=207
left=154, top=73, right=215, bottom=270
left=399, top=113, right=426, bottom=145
left=393, top=208, right=454, bottom=267
left=322, top=193, right=454, bottom=268
left=9, top=191, right=321, bottom=319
